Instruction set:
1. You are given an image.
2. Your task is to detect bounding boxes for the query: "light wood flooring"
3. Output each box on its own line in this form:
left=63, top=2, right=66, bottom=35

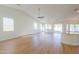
left=0, top=32, right=79, bottom=54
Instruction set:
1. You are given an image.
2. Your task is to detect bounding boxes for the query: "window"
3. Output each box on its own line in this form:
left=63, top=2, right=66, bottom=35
left=33, top=22, right=52, bottom=32
left=45, top=24, right=48, bottom=30
left=66, top=24, right=79, bottom=34
left=48, top=24, right=52, bottom=30
left=40, top=24, right=44, bottom=31
left=45, top=24, right=52, bottom=30
left=53, top=24, right=62, bottom=32
left=34, top=22, right=38, bottom=30
left=3, top=17, right=14, bottom=32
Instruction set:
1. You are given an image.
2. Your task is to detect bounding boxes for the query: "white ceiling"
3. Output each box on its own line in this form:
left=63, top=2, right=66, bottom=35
left=2, top=4, right=79, bottom=23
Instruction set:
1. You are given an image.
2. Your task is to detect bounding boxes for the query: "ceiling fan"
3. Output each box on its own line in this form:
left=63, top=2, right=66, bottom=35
left=74, top=8, right=79, bottom=13
left=37, top=8, right=45, bottom=19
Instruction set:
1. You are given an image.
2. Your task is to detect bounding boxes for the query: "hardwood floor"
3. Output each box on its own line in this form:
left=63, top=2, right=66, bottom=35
left=0, top=32, right=79, bottom=54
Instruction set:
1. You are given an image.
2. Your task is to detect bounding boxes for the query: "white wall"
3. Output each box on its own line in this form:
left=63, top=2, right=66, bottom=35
left=0, top=5, right=35, bottom=41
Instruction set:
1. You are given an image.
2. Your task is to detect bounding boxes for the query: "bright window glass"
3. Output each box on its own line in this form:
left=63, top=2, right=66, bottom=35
left=3, top=17, right=14, bottom=32
left=34, top=22, right=38, bottom=30
left=66, top=24, right=79, bottom=34
left=54, top=24, right=62, bottom=32
left=48, top=24, right=52, bottom=30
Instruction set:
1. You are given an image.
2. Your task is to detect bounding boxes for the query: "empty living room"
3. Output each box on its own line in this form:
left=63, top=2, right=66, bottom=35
left=0, top=4, right=79, bottom=54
